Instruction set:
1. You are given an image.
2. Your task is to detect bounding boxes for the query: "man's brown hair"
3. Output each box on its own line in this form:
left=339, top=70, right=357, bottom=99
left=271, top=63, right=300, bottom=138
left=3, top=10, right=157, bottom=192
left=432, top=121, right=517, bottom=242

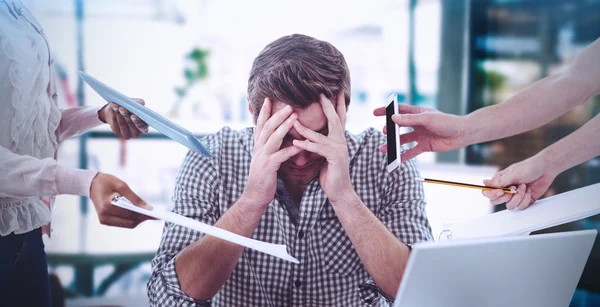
left=247, top=34, right=351, bottom=120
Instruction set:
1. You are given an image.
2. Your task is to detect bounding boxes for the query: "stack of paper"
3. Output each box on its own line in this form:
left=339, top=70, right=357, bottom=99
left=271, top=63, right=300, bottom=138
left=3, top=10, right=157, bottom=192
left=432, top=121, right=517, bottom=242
left=438, top=183, right=600, bottom=241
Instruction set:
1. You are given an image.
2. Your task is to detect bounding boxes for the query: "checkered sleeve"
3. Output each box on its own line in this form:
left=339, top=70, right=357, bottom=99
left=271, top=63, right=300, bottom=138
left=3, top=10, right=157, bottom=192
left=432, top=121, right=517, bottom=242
left=379, top=157, right=433, bottom=245
left=362, top=157, right=433, bottom=305
left=147, top=150, right=221, bottom=307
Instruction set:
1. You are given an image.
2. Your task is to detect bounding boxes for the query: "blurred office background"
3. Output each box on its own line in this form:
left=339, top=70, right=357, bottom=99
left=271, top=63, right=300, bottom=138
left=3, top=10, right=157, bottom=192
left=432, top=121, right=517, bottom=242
left=19, top=0, right=599, bottom=306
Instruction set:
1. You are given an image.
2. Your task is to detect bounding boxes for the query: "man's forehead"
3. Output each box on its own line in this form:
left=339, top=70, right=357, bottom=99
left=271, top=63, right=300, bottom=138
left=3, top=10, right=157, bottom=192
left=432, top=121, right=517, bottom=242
left=271, top=100, right=328, bottom=131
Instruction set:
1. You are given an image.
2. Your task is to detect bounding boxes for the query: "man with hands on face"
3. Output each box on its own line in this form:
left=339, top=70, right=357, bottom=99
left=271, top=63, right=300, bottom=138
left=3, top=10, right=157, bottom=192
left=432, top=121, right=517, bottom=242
left=148, top=34, right=432, bottom=307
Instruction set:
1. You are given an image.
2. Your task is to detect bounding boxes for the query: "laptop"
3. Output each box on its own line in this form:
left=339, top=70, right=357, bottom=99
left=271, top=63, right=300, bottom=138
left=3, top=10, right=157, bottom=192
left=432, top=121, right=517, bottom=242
left=393, top=230, right=597, bottom=307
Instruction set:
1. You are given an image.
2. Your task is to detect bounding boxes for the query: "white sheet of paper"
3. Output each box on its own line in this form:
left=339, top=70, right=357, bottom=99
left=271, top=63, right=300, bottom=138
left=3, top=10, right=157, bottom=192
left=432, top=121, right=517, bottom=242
left=112, top=197, right=299, bottom=263
left=439, top=183, right=600, bottom=241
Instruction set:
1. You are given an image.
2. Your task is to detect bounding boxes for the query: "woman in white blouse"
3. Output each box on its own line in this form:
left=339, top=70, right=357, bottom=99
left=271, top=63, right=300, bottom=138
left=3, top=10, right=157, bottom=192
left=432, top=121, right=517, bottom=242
left=0, top=1, right=154, bottom=306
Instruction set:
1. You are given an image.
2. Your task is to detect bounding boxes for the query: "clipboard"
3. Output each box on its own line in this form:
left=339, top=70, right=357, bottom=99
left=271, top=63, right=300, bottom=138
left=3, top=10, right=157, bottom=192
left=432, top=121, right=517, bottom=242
left=80, top=71, right=211, bottom=156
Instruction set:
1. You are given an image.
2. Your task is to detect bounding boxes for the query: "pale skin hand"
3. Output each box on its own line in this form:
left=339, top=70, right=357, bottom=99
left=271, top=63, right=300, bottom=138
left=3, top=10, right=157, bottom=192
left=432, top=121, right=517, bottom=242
left=373, top=105, right=468, bottom=161
left=483, top=112, right=600, bottom=210
left=294, top=93, right=410, bottom=297
left=175, top=98, right=302, bottom=300
left=481, top=155, right=556, bottom=210
left=292, top=93, right=353, bottom=202
left=372, top=38, right=600, bottom=162
left=243, top=98, right=303, bottom=208
left=99, top=99, right=149, bottom=139
left=89, top=172, right=155, bottom=228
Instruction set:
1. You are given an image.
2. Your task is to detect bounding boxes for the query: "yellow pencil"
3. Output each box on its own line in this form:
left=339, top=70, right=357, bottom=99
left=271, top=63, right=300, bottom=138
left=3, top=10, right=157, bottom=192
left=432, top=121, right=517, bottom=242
left=415, top=177, right=516, bottom=194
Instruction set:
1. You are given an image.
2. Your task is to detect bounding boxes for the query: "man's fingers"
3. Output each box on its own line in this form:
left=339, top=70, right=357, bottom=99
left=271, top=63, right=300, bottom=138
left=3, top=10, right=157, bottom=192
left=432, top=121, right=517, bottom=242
left=292, top=139, right=330, bottom=158
left=255, top=98, right=271, bottom=142
left=273, top=145, right=303, bottom=163
left=336, top=92, right=347, bottom=127
left=264, top=113, right=297, bottom=151
left=293, top=121, right=329, bottom=144
left=257, top=105, right=293, bottom=146
left=319, top=94, right=343, bottom=138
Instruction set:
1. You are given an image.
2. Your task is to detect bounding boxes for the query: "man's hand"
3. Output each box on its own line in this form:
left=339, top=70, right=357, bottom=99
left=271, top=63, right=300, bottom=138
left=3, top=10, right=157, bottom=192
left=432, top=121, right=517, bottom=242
left=242, top=98, right=302, bottom=209
left=99, top=99, right=149, bottom=139
left=482, top=155, right=556, bottom=210
left=89, top=173, right=155, bottom=228
left=293, top=93, right=352, bottom=204
left=373, top=105, right=467, bottom=161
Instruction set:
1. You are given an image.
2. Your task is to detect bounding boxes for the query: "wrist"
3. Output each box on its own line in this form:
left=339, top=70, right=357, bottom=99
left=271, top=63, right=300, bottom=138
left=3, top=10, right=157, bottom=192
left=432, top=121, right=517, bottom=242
left=537, top=148, right=563, bottom=178
left=98, top=104, right=108, bottom=123
left=328, top=186, right=359, bottom=208
left=238, top=190, right=271, bottom=212
left=461, top=113, right=480, bottom=146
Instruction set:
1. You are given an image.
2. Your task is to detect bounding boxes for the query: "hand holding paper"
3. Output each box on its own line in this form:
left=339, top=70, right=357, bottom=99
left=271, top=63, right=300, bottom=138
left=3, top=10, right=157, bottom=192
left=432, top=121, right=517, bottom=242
left=111, top=196, right=298, bottom=263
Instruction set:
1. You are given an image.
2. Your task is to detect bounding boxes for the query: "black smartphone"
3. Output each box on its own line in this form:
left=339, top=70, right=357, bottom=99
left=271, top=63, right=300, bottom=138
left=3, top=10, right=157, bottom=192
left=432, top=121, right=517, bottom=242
left=386, top=93, right=401, bottom=172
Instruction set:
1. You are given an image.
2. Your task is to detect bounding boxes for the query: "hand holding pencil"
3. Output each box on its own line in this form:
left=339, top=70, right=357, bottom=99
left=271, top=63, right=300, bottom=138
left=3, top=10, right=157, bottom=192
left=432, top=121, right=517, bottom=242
left=482, top=156, right=557, bottom=210
left=417, top=155, right=556, bottom=211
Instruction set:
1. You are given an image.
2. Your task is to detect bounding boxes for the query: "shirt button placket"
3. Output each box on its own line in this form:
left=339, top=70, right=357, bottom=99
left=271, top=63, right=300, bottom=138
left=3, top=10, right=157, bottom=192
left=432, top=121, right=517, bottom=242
left=292, top=226, right=306, bottom=305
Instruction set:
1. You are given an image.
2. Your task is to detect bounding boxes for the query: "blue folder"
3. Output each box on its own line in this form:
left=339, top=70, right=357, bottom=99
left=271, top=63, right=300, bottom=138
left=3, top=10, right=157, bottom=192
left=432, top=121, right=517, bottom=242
left=80, top=71, right=211, bottom=156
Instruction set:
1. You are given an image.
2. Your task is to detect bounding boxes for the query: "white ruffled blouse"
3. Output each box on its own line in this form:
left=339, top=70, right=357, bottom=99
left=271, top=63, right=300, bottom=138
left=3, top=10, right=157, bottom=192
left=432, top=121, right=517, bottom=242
left=1, top=0, right=102, bottom=236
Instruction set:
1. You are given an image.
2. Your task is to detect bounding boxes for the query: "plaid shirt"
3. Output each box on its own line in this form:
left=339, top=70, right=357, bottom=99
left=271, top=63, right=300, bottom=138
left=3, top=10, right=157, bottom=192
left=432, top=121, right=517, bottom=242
left=148, top=127, right=432, bottom=307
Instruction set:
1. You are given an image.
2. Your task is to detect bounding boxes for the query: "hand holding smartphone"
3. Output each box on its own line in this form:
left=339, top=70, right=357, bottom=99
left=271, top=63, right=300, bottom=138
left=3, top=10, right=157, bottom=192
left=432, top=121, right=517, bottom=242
left=386, top=94, right=402, bottom=173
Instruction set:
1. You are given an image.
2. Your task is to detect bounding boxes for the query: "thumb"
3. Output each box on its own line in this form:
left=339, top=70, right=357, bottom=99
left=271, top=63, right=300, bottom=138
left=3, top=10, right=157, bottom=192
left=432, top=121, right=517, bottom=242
left=484, top=168, right=516, bottom=188
left=117, top=182, right=153, bottom=211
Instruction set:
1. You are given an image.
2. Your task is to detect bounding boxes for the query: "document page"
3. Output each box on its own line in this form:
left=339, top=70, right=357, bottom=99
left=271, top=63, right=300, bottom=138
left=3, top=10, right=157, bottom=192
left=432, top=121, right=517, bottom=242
left=112, top=197, right=299, bottom=263
left=439, top=183, right=600, bottom=241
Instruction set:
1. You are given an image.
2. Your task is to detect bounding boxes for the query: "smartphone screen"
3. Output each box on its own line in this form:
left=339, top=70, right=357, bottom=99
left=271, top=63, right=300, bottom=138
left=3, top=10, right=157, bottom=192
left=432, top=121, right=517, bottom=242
left=386, top=101, right=397, bottom=166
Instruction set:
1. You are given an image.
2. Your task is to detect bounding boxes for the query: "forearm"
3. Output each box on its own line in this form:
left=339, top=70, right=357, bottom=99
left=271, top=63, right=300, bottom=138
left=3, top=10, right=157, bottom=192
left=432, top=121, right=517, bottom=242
left=0, top=145, right=96, bottom=197
left=331, top=191, right=410, bottom=298
left=539, top=113, right=600, bottom=177
left=174, top=197, right=267, bottom=300
left=57, top=106, right=104, bottom=142
left=464, top=69, right=596, bottom=145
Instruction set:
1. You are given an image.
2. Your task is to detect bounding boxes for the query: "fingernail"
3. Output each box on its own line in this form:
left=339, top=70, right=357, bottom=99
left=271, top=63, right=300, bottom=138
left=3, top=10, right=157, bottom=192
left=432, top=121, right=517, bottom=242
left=284, top=105, right=292, bottom=111
left=496, top=191, right=503, bottom=197
left=392, top=114, right=400, bottom=120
